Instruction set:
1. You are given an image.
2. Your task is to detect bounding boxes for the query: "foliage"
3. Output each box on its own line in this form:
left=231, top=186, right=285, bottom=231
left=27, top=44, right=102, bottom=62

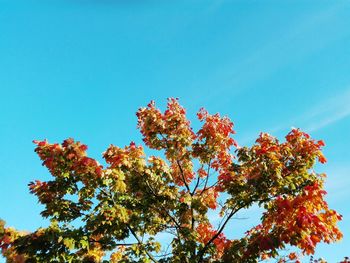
left=0, top=99, right=345, bottom=262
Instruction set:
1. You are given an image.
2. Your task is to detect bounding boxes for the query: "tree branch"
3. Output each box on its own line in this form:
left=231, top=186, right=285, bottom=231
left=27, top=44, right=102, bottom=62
left=127, top=224, right=159, bottom=263
left=191, top=164, right=203, bottom=196
left=199, top=160, right=212, bottom=195
left=98, top=185, right=158, bottom=263
left=144, top=181, right=182, bottom=231
left=176, top=160, right=191, bottom=193
left=197, top=202, right=248, bottom=263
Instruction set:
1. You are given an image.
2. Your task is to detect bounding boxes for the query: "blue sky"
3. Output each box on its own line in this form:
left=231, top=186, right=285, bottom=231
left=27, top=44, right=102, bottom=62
left=1, top=0, right=350, bottom=261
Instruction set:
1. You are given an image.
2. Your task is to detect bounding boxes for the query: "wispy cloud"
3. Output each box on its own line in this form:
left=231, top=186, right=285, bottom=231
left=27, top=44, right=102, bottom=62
left=304, top=89, right=350, bottom=132
left=236, top=87, right=350, bottom=145
left=324, top=165, right=350, bottom=203
left=282, top=88, right=350, bottom=134
left=194, top=2, right=348, bottom=106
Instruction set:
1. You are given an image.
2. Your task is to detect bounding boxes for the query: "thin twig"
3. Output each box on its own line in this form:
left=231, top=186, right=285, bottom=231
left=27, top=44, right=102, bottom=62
left=127, top=224, right=159, bottom=263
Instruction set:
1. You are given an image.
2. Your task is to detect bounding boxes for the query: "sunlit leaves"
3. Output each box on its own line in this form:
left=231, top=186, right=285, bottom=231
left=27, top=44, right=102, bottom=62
left=0, top=99, right=344, bottom=263
left=196, top=223, right=231, bottom=259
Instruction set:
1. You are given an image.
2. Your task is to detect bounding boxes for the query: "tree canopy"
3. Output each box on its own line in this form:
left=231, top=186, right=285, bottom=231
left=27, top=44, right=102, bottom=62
left=0, top=98, right=346, bottom=263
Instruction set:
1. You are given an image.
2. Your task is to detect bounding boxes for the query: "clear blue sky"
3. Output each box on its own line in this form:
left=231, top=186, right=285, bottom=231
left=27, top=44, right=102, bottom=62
left=1, top=0, right=350, bottom=261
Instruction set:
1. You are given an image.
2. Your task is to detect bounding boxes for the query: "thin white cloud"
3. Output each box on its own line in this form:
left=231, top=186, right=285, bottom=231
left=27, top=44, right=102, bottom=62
left=236, top=88, right=350, bottom=145
left=323, top=165, right=350, bottom=203
left=193, top=1, right=348, bottom=107
left=304, top=89, right=350, bottom=132
left=306, top=107, right=350, bottom=132
left=286, top=88, right=350, bottom=134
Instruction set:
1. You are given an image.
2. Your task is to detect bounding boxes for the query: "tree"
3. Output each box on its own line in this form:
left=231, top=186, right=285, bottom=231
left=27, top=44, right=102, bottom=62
left=0, top=98, right=345, bottom=263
